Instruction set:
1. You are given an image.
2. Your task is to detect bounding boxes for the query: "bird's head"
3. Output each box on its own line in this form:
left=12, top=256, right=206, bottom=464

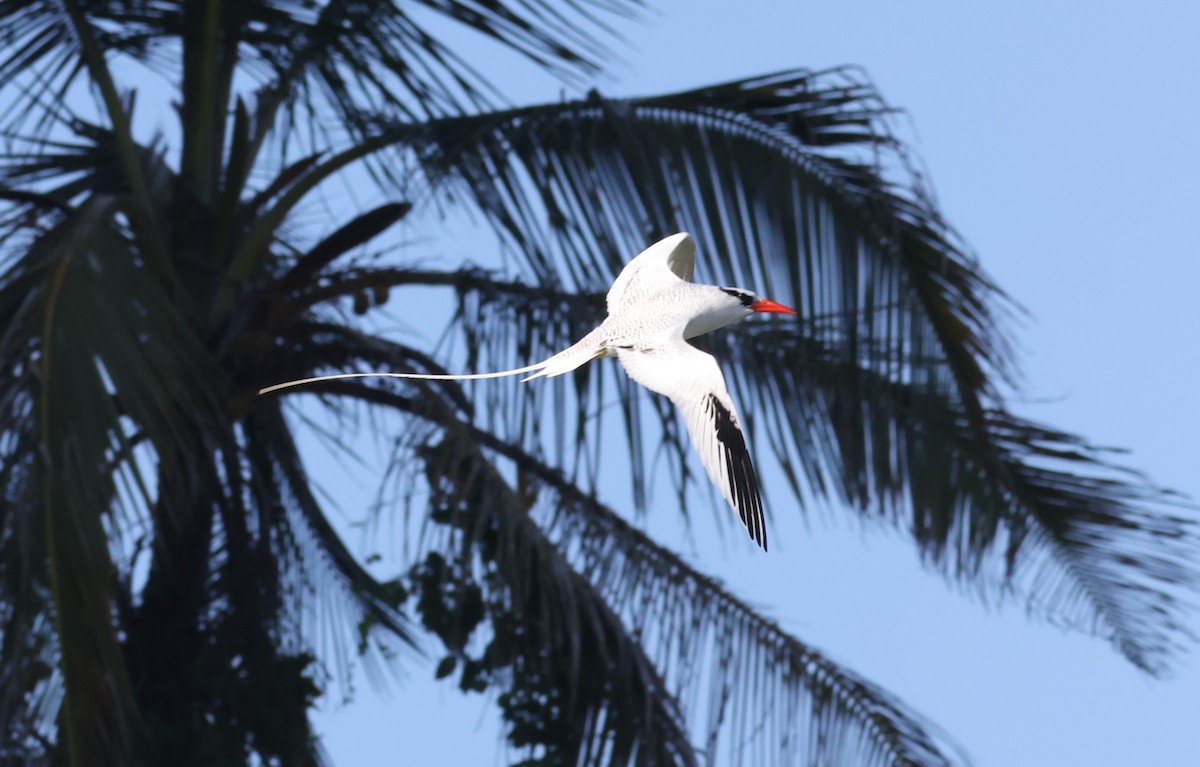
left=683, top=286, right=796, bottom=339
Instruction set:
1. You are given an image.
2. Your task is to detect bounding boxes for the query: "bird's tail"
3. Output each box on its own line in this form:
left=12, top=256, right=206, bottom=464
left=258, top=337, right=606, bottom=396
left=519, top=343, right=607, bottom=381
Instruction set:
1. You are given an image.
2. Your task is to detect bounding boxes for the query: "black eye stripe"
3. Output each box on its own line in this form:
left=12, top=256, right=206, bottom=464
left=720, top=288, right=754, bottom=306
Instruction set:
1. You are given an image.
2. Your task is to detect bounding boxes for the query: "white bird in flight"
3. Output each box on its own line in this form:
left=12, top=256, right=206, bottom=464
left=261, top=233, right=795, bottom=550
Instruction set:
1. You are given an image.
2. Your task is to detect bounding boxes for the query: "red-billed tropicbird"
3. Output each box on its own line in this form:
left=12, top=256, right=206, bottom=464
left=261, top=233, right=795, bottom=550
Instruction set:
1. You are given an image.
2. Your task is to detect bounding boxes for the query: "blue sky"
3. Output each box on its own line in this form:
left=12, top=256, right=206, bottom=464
left=310, top=3, right=1200, bottom=765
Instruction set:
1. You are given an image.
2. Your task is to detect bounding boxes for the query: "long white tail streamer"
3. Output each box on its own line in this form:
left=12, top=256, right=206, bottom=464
left=258, top=330, right=613, bottom=395
left=258, top=362, right=549, bottom=396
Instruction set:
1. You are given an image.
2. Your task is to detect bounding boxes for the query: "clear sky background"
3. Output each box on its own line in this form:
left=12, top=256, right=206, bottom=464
left=309, top=3, right=1200, bottom=766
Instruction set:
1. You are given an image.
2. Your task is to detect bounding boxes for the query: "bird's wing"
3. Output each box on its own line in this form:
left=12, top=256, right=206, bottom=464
left=605, top=233, right=696, bottom=312
left=617, top=338, right=767, bottom=550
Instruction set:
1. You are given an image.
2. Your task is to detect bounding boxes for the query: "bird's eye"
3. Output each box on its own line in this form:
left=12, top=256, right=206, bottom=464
left=720, top=288, right=754, bottom=306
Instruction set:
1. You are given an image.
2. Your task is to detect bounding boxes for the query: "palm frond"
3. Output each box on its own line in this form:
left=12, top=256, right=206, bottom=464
left=722, top=325, right=1198, bottom=672
left=369, top=69, right=1197, bottom=672
left=0, top=1, right=89, bottom=138
left=448, top=244, right=1198, bottom=675
left=0, top=454, right=60, bottom=762
left=0, top=118, right=127, bottom=204
left=300, top=380, right=967, bottom=767
left=984, top=414, right=1198, bottom=671
left=16, top=202, right=152, bottom=764
left=0, top=0, right=638, bottom=150
left=245, top=403, right=417, bottom=655
left=419, top=426, right=697, bottom=766
left=0, top=182, right=227, bottom=761
left=274, top=202, right=412, bottom=296
left=240, top=0, right=640, bottom=138
left=464, top=420, right=969, bottom=767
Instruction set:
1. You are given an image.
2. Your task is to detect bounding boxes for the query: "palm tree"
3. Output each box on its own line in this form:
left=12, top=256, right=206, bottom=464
left=1, top=1, right=1195, bottom=765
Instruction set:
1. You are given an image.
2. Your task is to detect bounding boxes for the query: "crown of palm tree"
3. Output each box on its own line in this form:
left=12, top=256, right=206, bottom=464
left=0, top=2, right=1195, bottom=766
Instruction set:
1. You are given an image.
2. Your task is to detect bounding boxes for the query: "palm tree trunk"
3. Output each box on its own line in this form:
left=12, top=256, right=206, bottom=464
left=124, top=446, right=217, bottom=766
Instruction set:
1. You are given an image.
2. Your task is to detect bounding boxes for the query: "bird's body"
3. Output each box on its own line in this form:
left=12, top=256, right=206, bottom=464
left=261, top=233, right=795, bottom=550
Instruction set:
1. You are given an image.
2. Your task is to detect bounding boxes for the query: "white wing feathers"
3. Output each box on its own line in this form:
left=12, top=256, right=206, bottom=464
left=605, top=232, right=696, bottom=311
left=616, top=339, right=767, bottom=550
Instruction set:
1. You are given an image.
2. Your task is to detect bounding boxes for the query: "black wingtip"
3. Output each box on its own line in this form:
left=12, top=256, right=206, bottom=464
left=707, top=394, right=768, bottom=551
